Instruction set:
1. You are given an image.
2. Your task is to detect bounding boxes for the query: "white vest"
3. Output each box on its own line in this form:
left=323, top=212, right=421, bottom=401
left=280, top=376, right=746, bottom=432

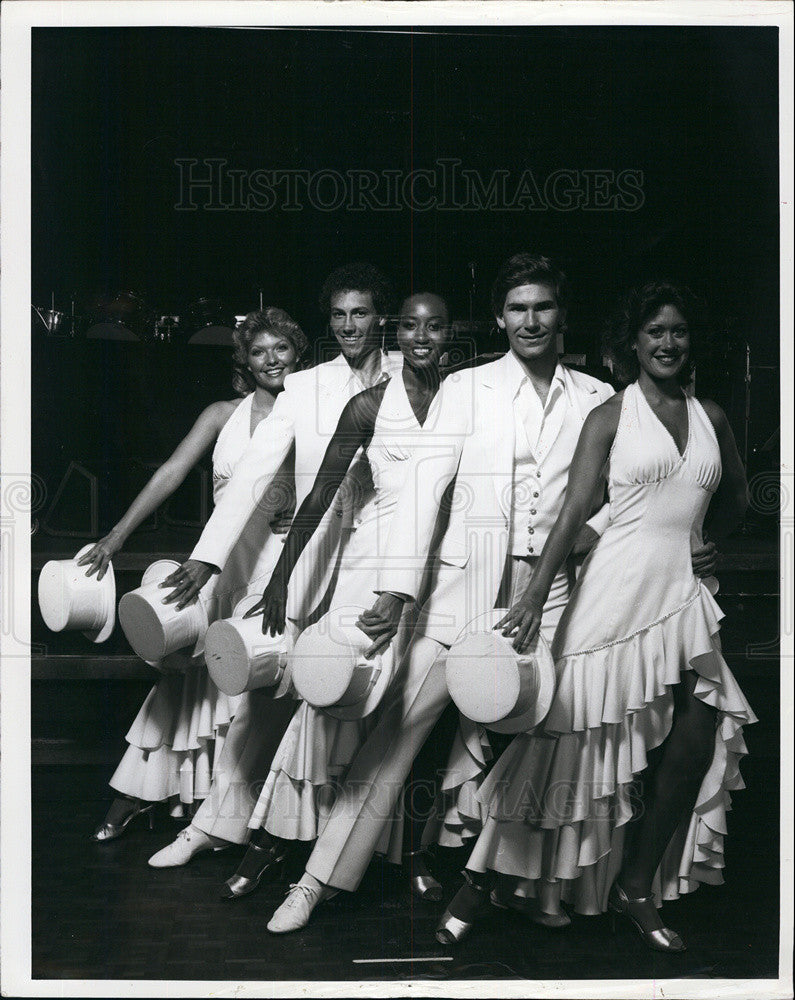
left=509, top=381, right=588, bottom=556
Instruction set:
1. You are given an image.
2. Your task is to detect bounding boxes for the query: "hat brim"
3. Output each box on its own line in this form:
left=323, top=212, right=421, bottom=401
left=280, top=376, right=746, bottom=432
left=450, top=608, right=557, bottom=735
left=74, top=544, right=116, bottom=644
left=138, top=559, right=208, bottom=666
left=324, top=641, right=395, bottom=721
left=292, top=606, right=396, bottom=720
left=232, top=593, right=295, bottom=699
left=485, top=631, right=556, bottom=734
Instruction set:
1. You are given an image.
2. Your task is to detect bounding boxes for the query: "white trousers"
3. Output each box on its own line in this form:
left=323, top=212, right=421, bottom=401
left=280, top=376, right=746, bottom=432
left=306, top=557, right=569, bottom=891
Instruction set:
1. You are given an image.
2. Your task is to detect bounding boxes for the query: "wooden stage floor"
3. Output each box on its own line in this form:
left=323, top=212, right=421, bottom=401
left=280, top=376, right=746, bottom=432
left=31, top=659, right=780, bottom=985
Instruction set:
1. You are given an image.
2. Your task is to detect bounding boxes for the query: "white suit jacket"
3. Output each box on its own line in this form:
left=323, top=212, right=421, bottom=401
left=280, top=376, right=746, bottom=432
left=192, top=351, right=401, bottom=621
left=379, top=353, right=615, bottom=645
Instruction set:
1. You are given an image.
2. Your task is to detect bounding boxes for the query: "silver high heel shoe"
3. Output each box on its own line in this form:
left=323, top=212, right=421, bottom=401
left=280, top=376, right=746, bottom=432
left=220, top=841, right=288, bottom=900
left=404, top=849, right=443, bottom=902
left=608, top=882, right=686, bottom=953
left=435, top=872, right=490, bottom=945
left=91, top=799, right=155, bottom=842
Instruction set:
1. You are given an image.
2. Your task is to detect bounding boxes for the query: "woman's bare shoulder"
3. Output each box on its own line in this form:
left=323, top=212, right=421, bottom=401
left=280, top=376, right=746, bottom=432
left=580, top=389, right=624, bottom=443
left=592, top=388, right=625, bottom=420
left=200, top=398, right=241, bottom=428
left=697, top=397, right=729, bottom=431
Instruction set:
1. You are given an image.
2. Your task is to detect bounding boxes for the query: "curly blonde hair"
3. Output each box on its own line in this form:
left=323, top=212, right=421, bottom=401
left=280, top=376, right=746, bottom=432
left=232, top=307, right=309, bottom=396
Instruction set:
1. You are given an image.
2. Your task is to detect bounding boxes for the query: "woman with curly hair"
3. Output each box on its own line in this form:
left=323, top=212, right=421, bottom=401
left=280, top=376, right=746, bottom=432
left=84, top=308, right=306, bottom=841
left=437, top=281, right=755, bottom=953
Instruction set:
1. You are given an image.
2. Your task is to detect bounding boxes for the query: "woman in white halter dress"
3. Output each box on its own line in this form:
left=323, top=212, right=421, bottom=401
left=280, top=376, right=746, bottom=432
left=86, top=309, right=305, bottom=840
left=222, top=293, right=486, bottom=900
left=437, top=283, right=755, bottom=953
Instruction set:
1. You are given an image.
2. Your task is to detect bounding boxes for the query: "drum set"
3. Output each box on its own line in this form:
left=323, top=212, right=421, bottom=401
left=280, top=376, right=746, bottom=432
left=32, top=291, right=252, bottom=345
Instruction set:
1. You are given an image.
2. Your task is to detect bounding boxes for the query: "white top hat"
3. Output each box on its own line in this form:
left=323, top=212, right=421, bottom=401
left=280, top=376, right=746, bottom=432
left=290, top=605, right=396, bottom=721
left=118, top=559, right=209, bottom=665
left=37, top=543, right=116, bottom=643
left=445, top=609, right=556, bottom=734
left=204, top=593, right=296, bottom=698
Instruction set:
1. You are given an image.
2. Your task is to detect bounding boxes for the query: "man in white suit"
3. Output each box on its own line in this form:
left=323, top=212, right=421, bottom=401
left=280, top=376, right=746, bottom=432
left=268, top=252, right=716, bottom=932
left=148, top=262, right=402, bottom=868
left=163, top=261, right=400, bottom=618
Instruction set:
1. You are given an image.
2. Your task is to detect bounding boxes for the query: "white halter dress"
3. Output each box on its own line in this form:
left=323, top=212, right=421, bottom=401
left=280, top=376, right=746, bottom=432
left=109, top=394, right=294, bottom=808
left=466, top=382, right=757, bottom=912
left=248, top=373, right=488, bottom=853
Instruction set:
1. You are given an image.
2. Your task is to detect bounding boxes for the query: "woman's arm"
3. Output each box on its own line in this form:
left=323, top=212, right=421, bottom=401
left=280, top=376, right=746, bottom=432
left=245, top=383, right=386, bottom=635
left=496, top=398, right=621, bottom=652
left=700, top=399, right=749, bottom=540
left=77, top=401, right=234, bottom=579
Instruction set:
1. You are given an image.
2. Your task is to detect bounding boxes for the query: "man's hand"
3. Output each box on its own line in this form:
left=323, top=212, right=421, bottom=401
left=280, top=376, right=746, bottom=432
left=357, top=593, right=406, bottom=659
left=691, top=539, right=718, bottom=578
left=243, top=575, right=288, bottom=636
left=160, top=559, right=215, bottom=610
left=570, top=523, right=600, bottom=558
left=494, top=592, right=545, bottom=653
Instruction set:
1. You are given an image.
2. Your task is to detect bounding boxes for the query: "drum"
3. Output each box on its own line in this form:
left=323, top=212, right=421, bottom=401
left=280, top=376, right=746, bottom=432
left=184, top=297, right=236, bottom=345
left=86, top=291, right=154, bottom=341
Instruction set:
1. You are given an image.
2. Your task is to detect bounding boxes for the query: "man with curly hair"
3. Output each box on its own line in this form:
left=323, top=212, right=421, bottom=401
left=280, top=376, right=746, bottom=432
left=149, top=263, right=402, bottom=867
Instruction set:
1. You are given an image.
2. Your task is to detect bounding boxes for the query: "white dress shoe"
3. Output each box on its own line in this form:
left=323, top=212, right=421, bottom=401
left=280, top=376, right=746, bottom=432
left=267, top=881, right=337, bottom=934
left=148, top=825, right=228, bottom=868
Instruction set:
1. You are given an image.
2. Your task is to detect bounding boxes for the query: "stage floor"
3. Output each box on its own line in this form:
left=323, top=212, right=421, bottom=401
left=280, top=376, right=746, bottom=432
left=31, top=660, right=780, bottom=985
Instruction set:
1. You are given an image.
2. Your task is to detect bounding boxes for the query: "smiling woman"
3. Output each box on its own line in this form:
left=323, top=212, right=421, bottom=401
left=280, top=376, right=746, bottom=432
left=442, top=278, right=754, bottom=955
left=83, top=308, right=305, bottom=843
left=605, top=281, right=706, bottom=388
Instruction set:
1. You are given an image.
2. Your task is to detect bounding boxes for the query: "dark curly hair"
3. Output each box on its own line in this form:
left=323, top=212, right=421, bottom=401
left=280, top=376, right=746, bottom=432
left=318, top=262, right=395, bottom=317
left=232, top=307, right=308, bottom=396
left=490, top=253, right=569, bottom=317
left=604, top=281, right=706, bottom=387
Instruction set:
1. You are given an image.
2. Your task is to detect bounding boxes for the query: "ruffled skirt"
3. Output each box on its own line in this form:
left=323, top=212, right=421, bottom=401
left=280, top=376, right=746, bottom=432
left=109, top=660, right=242, bottom=809
left=466, top=584, right=757, bottom=914
left=248, top=702, right=377, bottom=840
left=423, top=718, right=493, bottom=849
left=250, top=700, right=494, bottom=858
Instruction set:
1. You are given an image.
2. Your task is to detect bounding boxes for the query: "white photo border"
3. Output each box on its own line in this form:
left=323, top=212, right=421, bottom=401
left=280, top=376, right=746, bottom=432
left=2, top=2, right=792, bottom=997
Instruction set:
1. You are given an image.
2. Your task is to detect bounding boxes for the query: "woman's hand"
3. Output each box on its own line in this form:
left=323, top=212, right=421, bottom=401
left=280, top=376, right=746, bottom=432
left=494, top=591, right=545, bottom=653
left=243, top=575, right=288, bottom=636
left=269, top=511, right=294, bottom=536
left=76, top=532, right=123, bottom=581
left=691, top=538, right=718, bottom=578
left=160, top=560, right=215, bottom=610
left=570, top=523, right=600, bottom=558
left=357, top=593, right=406, bottom=659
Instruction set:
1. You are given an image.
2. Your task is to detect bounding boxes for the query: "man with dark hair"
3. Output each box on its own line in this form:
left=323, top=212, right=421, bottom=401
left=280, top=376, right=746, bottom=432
left=489, top=252, right=570, bottom=318
left=148, top=262, right=401, bottom=868
left=268, top=252, right=719, bottom=934
left=319, top=260, right=396, bottom=319
left=267, top=251, right=615, bottom=930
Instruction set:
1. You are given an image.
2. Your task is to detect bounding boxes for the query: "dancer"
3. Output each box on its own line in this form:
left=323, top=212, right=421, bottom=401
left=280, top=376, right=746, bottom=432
left=145, top=263, right=402, bottom=867
left=266, top=255, right=719, bottom=934
left=443, top=280, right=755, bottom=952
left=86, top=308, right=306, bottom=840
left=225, top=292, right=465, bottom=902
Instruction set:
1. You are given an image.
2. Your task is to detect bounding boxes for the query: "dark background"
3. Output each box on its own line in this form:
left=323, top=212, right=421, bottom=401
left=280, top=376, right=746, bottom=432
left=28, top=25, right=782, bottom=982
left=31, top=25, right=780, bottom=531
